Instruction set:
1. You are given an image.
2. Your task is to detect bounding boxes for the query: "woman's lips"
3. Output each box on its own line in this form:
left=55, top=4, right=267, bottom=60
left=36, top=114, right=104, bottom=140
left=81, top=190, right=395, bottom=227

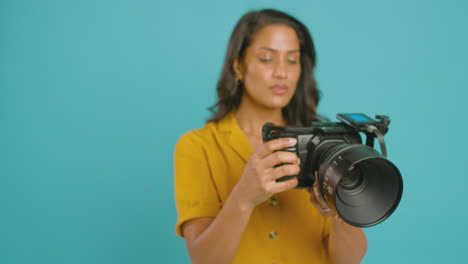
left=270, top=84, right=289, bottom=95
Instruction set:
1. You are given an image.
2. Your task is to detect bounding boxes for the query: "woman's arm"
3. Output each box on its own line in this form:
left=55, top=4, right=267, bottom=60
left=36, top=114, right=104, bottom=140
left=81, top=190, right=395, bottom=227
left=310, top=179, right=368, bottom=263
left=326, top=219, right=367, bottom=264
left=182, top=186, right=253, bottom=264
left=181, top=137, right=300, bottom=264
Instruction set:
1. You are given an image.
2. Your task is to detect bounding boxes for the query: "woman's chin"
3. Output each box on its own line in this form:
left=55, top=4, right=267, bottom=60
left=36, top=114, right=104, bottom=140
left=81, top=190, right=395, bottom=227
left=247, top=94, right=292, bottom=110
left=269, top=96, right=292, bottom=108
left=263, top=100, right=290, bottom=110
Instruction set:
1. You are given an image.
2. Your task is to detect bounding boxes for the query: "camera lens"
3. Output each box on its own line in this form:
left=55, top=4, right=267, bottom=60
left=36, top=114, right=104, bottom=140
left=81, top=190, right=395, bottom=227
left=317, top=144, right=403, bottom=227
left=338, top=166, right=366, bottom=193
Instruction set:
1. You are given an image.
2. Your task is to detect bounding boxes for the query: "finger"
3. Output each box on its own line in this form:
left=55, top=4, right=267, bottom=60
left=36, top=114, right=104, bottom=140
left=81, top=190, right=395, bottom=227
left=310, top=188, right=335, bottom=217
left=254, top=137, right=297, bottom=160
left=262, top=151, right=300, bottom=170
left=312, top=171, right=329, bottom=208
left=312, top=183, right=328, bottom=209
left=269, top=164, right=301, bottom=181
left=309, top=184, right=325, bottom=207
left=309, top=187, right=322, bottom=208
left=270, top=177, right=298, bottom=194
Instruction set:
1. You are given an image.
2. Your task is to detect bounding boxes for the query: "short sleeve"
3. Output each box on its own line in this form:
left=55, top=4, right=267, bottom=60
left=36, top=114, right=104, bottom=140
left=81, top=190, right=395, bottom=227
left=173, top=131, right=221, bottom=237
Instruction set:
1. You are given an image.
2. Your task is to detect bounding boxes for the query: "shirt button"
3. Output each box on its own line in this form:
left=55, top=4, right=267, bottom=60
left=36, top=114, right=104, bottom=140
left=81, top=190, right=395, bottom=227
left=268, top=197, right=278, bottom=207
left=269, top=231, right=278, bottom=240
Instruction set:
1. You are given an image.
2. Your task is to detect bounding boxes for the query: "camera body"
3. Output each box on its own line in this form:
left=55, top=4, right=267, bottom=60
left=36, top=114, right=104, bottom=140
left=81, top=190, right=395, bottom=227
left=262, top=113, right=390, bottom=189
left=262, top=113, right=403, bottom=227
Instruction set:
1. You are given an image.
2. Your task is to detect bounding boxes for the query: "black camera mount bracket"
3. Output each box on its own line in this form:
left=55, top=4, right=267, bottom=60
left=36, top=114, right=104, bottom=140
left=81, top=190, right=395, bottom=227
left=336, top=114, right=390, bottom=157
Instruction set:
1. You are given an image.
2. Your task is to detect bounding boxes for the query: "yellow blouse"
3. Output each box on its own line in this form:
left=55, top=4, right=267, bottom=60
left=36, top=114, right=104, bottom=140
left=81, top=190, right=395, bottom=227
left=174, top=112, right=331, bottom=264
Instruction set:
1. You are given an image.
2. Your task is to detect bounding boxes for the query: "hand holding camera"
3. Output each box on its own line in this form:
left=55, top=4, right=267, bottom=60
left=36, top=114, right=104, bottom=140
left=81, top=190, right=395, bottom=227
left=232, top=137, right=301, bottom=210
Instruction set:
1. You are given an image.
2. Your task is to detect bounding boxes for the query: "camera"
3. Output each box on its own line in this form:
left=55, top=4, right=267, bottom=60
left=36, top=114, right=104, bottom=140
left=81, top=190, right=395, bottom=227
left=262, top=113, right=403, bottom=227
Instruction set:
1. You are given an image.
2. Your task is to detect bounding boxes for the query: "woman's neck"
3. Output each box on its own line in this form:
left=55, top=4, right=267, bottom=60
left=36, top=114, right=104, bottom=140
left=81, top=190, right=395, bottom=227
left=234, top=99, right=286, bottom=138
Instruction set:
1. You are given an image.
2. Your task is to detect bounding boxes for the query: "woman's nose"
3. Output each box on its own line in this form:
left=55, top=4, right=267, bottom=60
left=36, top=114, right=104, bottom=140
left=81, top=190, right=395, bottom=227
left=272, top=61, right=288, bottom=79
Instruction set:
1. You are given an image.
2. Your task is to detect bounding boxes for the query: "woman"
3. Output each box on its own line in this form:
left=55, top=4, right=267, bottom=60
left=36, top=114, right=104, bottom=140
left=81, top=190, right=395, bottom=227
left=174, top=9, right=367, bottom=264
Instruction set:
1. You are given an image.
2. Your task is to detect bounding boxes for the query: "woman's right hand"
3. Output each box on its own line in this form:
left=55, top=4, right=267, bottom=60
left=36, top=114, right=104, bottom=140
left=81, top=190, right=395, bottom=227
left=233, top=137, right=300, bottom=210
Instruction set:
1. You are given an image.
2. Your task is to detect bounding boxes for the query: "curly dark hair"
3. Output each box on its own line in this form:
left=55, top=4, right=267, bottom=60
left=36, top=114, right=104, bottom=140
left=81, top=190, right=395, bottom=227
left=207, top=9, right=321, bottom=126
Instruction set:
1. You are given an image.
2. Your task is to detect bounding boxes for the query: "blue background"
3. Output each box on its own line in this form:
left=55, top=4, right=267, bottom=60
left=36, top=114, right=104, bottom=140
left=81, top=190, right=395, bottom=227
left=2, top=0, right=467, bottom=263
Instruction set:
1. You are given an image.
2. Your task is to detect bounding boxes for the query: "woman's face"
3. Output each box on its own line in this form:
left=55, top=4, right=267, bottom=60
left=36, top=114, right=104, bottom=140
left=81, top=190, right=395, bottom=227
left=234, top=24, right=301, bottom=110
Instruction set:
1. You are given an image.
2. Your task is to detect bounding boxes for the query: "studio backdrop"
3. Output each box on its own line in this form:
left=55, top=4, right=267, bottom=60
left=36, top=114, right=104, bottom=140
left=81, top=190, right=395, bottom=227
left=2, top=0, right=468, bottom=263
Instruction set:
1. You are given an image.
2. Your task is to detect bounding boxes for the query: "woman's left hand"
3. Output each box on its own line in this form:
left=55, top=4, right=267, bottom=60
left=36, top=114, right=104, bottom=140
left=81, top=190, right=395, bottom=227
left=309, top=171, right=342, bottom=221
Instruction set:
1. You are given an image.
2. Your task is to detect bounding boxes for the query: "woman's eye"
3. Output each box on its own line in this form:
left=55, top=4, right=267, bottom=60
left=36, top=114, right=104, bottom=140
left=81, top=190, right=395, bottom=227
left=288, top=58, right=299, bottom=64
left=259, top=58, right=273, bottom=63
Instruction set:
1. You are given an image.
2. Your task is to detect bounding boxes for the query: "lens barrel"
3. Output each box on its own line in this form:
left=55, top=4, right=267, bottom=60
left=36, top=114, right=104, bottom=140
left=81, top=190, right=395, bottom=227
left=317, top=144, right=403, bottom=227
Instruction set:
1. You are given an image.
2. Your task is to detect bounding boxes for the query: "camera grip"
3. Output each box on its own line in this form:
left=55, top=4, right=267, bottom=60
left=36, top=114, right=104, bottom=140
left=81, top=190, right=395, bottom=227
left=273, top=145, right=299, bottom=182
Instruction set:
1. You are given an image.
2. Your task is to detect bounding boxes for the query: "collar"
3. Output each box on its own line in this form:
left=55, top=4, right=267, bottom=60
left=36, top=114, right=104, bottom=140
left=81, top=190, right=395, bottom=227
left=217, top=112, right=253, bottom=163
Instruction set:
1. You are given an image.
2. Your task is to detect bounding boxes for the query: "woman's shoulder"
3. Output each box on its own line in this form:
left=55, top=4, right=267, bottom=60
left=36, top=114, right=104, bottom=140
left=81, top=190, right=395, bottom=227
left=174, top=120, right=224, bottom=153
left=178, top=121, right=216, bottom=141
left=176, top=113, right=234, bottom=149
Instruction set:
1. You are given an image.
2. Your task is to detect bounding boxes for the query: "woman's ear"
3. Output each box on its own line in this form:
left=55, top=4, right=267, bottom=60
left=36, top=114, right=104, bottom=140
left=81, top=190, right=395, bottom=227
left=233, top=57, right=244, bottom=81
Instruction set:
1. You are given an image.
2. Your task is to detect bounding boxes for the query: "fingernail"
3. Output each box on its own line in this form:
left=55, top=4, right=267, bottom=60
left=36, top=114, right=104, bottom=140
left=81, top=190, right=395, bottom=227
left=289, top=138, right=297, bottom=145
